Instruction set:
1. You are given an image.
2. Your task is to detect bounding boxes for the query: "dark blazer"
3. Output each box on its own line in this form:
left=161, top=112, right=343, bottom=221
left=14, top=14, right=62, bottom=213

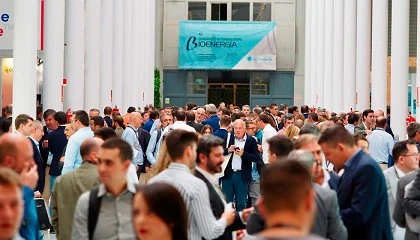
left=213, top=129, right=228, bottom=142
left=103, top=116, right=113, bottom=128
left=28, top=137, right=45, bottom=194
left=223, top=134, right=261, bottom=182
left=194, top=170, right=245, bottom=240
left=202, top=115, right=220, bottom=132
left=394, top=170, right=419, bottom=240
left=137, top=128, right=151, bottom=171
left=187, top=121, right=204, bottom=133
left=338, top=150, right=393, bottom=240
left=48, top=126, right=68, bottom=176
left=39, top=126, right=51, bottom=164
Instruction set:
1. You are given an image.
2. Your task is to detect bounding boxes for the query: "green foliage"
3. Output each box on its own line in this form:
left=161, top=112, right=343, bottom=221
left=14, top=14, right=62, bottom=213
left=154, top=68, right=161, bottom=108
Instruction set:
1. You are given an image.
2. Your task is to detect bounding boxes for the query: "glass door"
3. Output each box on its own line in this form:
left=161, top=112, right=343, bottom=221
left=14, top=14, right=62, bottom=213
left=208, top=84, right=234, bottom=105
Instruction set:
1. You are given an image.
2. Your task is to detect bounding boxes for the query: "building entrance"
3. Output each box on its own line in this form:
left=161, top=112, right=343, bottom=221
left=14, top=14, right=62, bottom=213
left=208, top=83, right=250, bottom=106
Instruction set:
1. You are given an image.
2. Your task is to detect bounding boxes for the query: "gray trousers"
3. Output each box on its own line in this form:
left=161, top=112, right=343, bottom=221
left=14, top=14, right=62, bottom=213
left=248, top=179, right=260, bottom=206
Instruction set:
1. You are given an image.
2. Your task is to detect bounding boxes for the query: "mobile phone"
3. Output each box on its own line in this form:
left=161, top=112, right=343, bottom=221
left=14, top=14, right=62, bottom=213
left=234, top=147, right=240, bottom=151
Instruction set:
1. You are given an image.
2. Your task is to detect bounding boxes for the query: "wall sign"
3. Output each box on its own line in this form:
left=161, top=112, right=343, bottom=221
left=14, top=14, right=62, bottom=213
left=179, top=21, right=276, bottom=70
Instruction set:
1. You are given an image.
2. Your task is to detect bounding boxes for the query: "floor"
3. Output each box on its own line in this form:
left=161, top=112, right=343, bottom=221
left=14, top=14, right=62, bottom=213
left=42, top=230, right=56, bottom=240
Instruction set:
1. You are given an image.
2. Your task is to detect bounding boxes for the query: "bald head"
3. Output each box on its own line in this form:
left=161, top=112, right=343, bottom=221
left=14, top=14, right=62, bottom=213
left=233, top=119, right=246, bottom=139
left=80, top=137, right=104, bottom=163
left=374, top=110, right=385, bottom=117
left=0, top=133, right=34, bottom=173
left=376, top=116, right=387, bottom=129
left=129, top=112, right=143, bottom=128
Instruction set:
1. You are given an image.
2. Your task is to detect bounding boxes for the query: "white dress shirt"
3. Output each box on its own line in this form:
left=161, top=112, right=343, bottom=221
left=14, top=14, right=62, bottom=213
left=262, top=124, right=277, bottom=164
left=232, top=135, right=247, bottom=170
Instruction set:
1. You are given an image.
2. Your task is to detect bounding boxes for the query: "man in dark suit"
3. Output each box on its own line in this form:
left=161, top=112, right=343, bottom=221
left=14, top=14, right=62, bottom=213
left=103, top=106, right=113, bottom=128
left=137, top=127, right=151, bottom=174
left=28, top=120, right=46, bottom=197
left=222, top=119, right=261, bottom=211
left=48, top=112, right=68, bottom=192
left=186, top=111, right=204, bottom=133
left=203, top=104, right=221, bottom=132
left=213, top=115, right=231, bottom=141
left=195, top=135, right=251, bottom=240
left=319, top=125, right=393, bottom=240
left=393, top=169, right=419, bottom=240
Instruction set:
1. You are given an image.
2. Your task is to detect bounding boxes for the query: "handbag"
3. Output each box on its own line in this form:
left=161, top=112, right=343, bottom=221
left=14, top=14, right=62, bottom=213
left=35, top=198, right=52, bottom=230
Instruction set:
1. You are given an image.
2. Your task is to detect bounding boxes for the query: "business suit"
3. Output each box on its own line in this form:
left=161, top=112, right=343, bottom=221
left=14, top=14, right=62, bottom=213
left=194, top=170, right=245, bottom=240
left=338, top=150, right=393, bottom=240
left=48, top=126, right=68, bottom=177
left=203, top=115, right=220, bottom=132
left=383, top=166, right=406, bottom=239
left=246, top=184, right=348, bottom=240
left=213, top=128, right=228, bottom=142
left=222, top=134, right=261, bottom=211
left=28, top=137, right=46, bottom=194
left=394, top=170, right=419, bottom=240
left=137, top=128, right=151, bottom=173
left=187, top=121, right=204, bottom=133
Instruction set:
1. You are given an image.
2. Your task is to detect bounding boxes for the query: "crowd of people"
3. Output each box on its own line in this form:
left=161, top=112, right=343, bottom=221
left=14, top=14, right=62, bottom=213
left=1, top=102, right=420, bottom=240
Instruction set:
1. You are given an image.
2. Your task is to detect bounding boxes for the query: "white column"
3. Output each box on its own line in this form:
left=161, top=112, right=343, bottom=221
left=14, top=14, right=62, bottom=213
left=391, top=0, right=409, bottom=139
left=84, top=0, right=101, bottom=111
left=323, top=0, right=333, bottom=111
left=316, top=0, right=325, bottom=107
left=43, top=0, right=65, bottom=111
left=355, top=0, right=372, bottom=111
left=304, top=0, right=311, bottom=105
left=122, top=0, right=133, bottom=112
left=309, top=0, right=318, bottom=107
left=332, top=0, right=344, bottom=112
left=342, top=0, right=357, bottom=112
left=146, top=0, right=156, bottom=106
left=371, top=0, right=388, bottom=113
left=12, top=0, right=38, bottom=118
left=64, top=0, right=85, bottom=110
left=416, top=0, right=420, bottom=122
left=100, top=0, right=113, bottom=110
left=131, top=0, right=141, bottom=108
left=112, top=0, right=123, bottom=110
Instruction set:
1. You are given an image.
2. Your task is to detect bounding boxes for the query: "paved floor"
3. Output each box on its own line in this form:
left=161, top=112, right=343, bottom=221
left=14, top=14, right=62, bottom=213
left=42, top=231, right=56, bottom=240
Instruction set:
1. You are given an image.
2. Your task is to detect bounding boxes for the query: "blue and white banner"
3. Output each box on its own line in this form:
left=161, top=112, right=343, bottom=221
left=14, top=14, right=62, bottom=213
left=179, top=21, right=276, bottom=70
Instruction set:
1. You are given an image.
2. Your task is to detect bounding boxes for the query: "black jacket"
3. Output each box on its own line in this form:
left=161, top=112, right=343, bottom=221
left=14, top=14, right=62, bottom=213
left=194, top=170, right=245, bottom=240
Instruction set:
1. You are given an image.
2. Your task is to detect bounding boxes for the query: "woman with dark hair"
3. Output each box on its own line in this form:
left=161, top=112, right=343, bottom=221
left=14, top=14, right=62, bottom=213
left=200, top=124, right=213, bottom=135
left=0, top=117, right=12, bottom=135
left=133, top=183, right=188, bottom=240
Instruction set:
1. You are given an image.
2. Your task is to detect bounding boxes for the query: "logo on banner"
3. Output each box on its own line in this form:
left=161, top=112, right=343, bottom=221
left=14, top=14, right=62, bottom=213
left=186, top=36, right=239, bottom=51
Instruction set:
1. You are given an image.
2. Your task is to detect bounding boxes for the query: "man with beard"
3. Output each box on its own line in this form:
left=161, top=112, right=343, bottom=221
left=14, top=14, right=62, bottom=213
left=194, top=135, right=252, bottom=240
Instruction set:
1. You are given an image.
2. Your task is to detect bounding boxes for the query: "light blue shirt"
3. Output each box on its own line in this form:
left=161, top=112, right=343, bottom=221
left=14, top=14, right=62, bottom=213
left=146, top=128, right=163, bottom=165
left=62, top=127, right=93, bottom=174
left=251, top=136, right=260, bottom=181
left=121, top=125, right=144, bottom=166
left=149, top=119, right=160, bottom=134
left=345, top=124, right=355, bottom=134
left=367, top=128, right=394, bottom=164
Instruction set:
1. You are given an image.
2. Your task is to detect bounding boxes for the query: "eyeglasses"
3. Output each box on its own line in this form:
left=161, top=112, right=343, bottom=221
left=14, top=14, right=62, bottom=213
left=402, top=153, right=420, bottom=157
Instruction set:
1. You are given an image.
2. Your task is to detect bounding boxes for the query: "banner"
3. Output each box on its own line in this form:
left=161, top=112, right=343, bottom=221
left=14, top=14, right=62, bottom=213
left=0, top=0, right=43, bottom=50
left=179, top=21, right=276, bottom=70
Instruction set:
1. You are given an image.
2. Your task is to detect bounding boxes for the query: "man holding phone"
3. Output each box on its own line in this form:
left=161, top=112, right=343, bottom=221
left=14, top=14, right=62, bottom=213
left=222, top=119, right=261, bottom=211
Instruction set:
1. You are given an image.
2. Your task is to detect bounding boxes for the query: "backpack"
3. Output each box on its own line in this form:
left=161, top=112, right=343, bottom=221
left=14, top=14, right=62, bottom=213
left=88, top=186, right=102, bottom=240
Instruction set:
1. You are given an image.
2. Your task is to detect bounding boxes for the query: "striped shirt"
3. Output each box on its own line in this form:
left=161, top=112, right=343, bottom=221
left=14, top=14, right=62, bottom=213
left=149, top=162, right=227, bottom=240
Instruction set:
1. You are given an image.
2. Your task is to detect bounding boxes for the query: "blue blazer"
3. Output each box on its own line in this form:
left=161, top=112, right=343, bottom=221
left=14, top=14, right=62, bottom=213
left=48, top=126, right=68, bottom=176
left=223, top=134, right=261, bottom=182
left=337, top=150, right=393, bottom=240
left=202, top=115, right=220, bottom=132
left=213, top=129, right=228, bottom=142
